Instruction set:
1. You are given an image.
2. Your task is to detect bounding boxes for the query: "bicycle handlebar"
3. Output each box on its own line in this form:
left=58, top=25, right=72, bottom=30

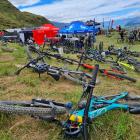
left=83, top=64, right=99, bottom=140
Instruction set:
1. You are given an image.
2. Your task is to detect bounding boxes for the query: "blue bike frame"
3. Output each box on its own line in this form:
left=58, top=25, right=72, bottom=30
left=69, top=92, right=129, bottom=123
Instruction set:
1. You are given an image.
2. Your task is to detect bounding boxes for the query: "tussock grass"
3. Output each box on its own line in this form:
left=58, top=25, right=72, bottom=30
left=0, top=64, right=16, bottom=76
left=17, top=76, right=41, bottom=87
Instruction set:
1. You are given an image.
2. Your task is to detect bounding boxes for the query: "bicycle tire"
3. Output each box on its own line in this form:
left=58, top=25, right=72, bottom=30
left=0, top=104, right=66, bottom=116
left=0, top=101, right=31, bottom=105
left=24, top=45, right=43, bottom=61
left=107, top=71, right=136, bottom=82
left=24, top=45, right=33, bottom=60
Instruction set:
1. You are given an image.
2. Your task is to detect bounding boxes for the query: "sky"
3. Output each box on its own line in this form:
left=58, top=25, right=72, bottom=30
left=8, top=0, right=140, bottom=23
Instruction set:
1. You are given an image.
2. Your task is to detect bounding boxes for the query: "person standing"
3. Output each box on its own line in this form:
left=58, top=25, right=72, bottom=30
left=119, top=30, right=125, bottom=42
left=118, top=25, right=121, bottom=32
left=84, top=34, right=88, bottom=52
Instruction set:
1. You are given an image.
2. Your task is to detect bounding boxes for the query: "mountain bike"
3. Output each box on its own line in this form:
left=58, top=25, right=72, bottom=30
left=22, top=49, right=137, bottom=83
left=77, top=50, right=113, bottom=63
left=79, top=63, right=136, bottom=82
left=15, top=54, right=99, bottom=85
left=63, top=65, right=140, bottom=139
left=125, top=49, right=140, bottom=57
left=76, top=52, right=136, bottom=82
left=0, top=65, right=140, bottom=140
left=50, top=51, right=137, bottom=82
left=33, top=51, right=136, bottom=82
left=111, top=50, right=140, bottom=73
left=108, top=45, right=140, bottom=57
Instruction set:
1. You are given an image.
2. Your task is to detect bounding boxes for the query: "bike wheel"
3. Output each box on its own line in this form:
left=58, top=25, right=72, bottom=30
left=107, top=71, right=136, bottom=82
left=0, top=101, right=31, bottom=105
left=24, top=45, right=43, bottom=61
left=0, top=104, right=66, bottom=116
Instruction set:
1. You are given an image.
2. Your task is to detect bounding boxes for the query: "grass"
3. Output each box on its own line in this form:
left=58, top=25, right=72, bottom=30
left=17, top=76, right=41, bottom=87
left=0, top=131, right=15, bottom=140
left=0, top=64, right=16, bottom=76
left=0, top=32, right=140, bottom=140
left=91, top=111, right=135, bottom=140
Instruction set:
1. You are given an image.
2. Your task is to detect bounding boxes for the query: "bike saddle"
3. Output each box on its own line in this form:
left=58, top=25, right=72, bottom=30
left=47, top=72, right=60, bottom=81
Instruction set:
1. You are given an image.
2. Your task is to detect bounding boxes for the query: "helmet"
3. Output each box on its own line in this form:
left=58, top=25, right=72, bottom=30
left=34, top=63, right=48, bottom=73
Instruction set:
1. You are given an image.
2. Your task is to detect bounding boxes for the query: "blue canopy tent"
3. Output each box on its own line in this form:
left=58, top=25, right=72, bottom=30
left=88, top=26, right=99, bottom=34
left=59, top=27, right=71, bottom=34
left=59, top=21, right=97, bottom=34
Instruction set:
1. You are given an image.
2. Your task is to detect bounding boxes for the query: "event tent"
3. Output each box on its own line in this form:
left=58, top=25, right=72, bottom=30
left=41, top=24, right=59, bottom=38
left=33, top=24, right=59, bottom=45
left=32, top=29, right=45, bottom=45
left=59, top=21, right=98, bottom=34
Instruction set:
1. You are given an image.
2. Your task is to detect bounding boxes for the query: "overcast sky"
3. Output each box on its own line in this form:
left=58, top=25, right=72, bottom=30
left=8, top=0, right=140, bottom=23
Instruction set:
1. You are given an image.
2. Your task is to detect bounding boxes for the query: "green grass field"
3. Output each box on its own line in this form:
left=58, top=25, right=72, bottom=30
left=0, top=32, right=140, bottom=140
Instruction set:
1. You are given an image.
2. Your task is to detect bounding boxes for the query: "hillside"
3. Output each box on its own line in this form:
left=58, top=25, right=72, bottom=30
left=0, top=0, right=50, bottom=29
left=52, top=21, right=69, bottom=29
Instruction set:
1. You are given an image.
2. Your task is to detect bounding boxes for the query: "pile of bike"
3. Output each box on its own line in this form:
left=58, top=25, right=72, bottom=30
left=0, top=40, right=140, bottom=140
left=0, top=65, right=140, bottom=140
left=20, top=42, right=140, bottom=83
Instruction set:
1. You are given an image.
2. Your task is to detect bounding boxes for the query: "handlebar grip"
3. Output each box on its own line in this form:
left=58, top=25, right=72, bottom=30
left=129, top=104, right=140, bottom=114
left=129, top=108, right=140, bottom=114
left=15, top=70, right=21, bottom=75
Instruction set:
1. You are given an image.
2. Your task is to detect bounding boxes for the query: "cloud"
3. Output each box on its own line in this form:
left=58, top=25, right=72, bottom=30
left=13, top=0, right=140, bottom=22
left=8, top=0, right=40, bottom=7
left=116, top=10, right=140, bottom=20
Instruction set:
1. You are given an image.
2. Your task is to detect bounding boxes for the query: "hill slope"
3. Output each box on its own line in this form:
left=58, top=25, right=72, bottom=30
left=0, top=0, right=50, bottom=29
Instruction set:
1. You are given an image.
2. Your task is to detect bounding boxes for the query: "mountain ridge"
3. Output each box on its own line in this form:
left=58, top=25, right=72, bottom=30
left=52, top=16, right=140, bottom=29
left=0, top=0, right=50, bottom=29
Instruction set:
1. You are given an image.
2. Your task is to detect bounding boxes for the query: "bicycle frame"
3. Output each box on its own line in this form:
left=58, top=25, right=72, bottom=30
left=68, top=92, right=129, bottom=123
left=118, top=61, right=135, bottom=71
left=63, top=64, right=139, bottom=139
left=81, top=64, right=125, bottom=80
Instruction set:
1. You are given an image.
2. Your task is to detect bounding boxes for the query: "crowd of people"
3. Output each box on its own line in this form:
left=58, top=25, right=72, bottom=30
left=118, top=25, right=140, bottom=43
